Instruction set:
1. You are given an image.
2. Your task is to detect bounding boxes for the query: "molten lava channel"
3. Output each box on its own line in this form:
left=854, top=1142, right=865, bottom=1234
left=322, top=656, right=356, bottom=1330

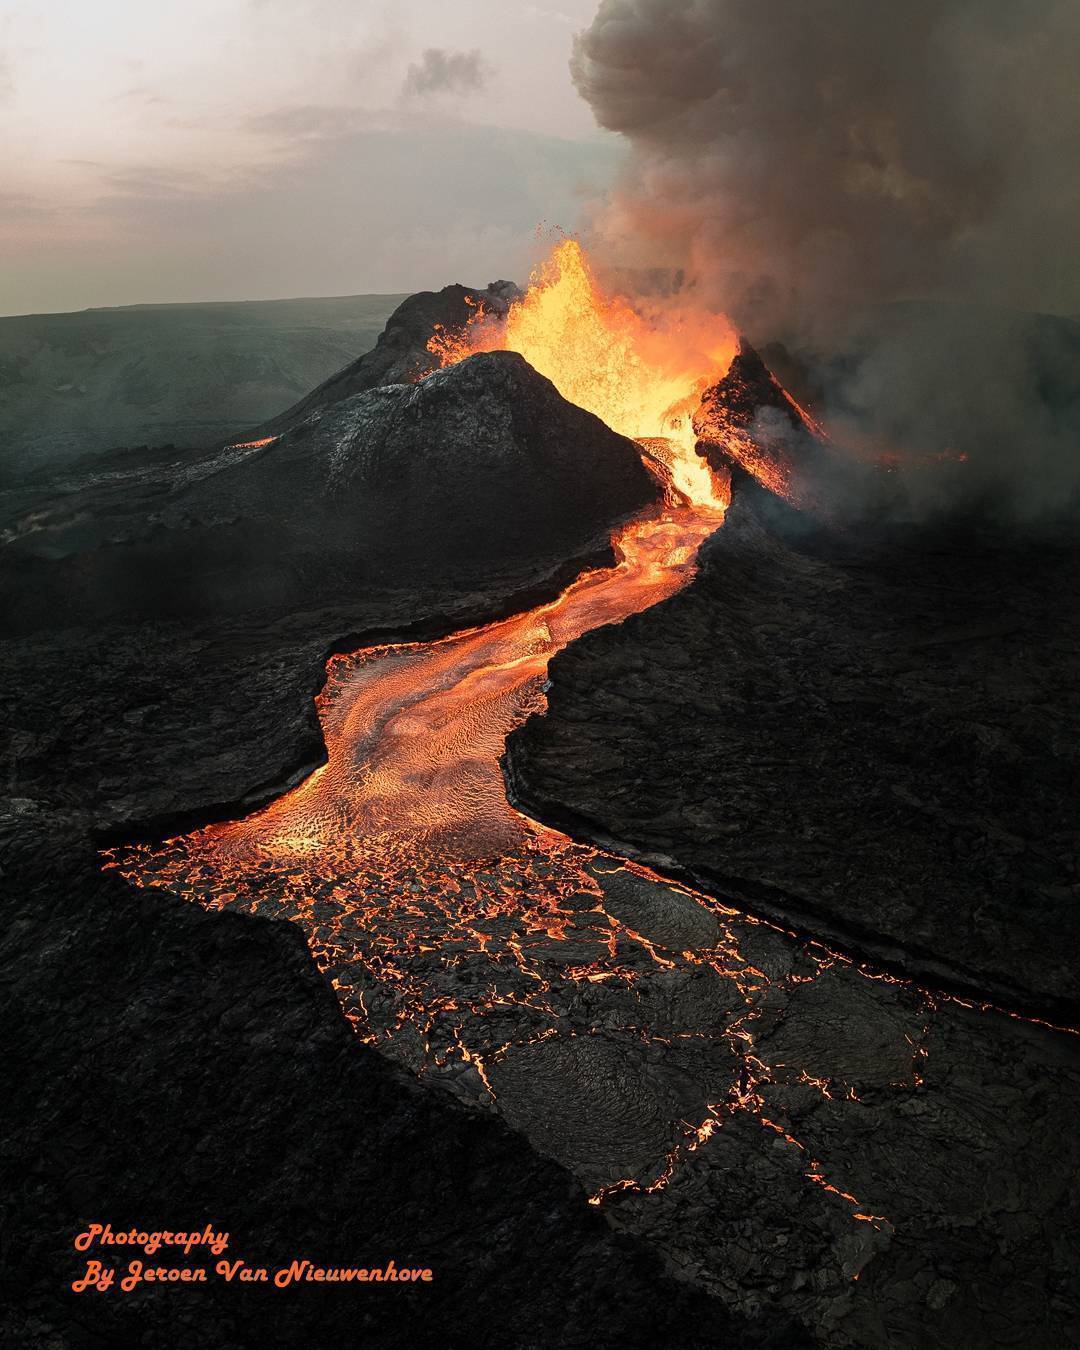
left=103, top=241, right=1068, bottom=1234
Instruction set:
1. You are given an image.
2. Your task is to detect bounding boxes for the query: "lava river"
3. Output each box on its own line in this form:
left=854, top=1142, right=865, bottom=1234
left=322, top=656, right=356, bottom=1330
left=103, top=489, right=760, bottom=1198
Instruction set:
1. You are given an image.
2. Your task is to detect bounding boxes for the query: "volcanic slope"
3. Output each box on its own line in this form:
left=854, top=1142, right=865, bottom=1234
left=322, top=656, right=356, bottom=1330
left=247, top=280, right=521, bottom=438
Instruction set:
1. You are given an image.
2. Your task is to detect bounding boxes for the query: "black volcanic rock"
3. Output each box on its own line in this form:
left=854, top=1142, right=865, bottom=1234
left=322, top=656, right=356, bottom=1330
left=251, top=280, right=521, bottom=438
left=694, top=339, right=832, bottom=502
left=700, top=338, right=814, bottom=435
left=285, top=348, right=658, bottom=570
left=0, top=351, right=658, bottom=635
left=0, top=346, right=659, bottom=832
left=694, top=339, right=893, bottom=522
left=507, top=480, right=1080, bottom=1012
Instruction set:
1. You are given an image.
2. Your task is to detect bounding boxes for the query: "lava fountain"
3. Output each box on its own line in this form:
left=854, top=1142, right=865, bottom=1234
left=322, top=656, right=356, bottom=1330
left=429, top=237, right=735, bottom=509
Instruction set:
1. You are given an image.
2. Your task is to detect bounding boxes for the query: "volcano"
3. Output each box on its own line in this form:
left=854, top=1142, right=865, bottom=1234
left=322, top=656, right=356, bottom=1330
left=4, top=241, right=1080, bottom=1350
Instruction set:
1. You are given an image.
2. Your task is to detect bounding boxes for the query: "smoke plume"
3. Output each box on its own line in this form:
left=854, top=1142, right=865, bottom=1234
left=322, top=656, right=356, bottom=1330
left=572, top=1, right=1080, bottom=521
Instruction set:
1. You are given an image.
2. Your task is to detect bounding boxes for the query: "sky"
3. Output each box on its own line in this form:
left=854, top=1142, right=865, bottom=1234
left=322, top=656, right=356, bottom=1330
left=0, top=0, right=616, bottom=315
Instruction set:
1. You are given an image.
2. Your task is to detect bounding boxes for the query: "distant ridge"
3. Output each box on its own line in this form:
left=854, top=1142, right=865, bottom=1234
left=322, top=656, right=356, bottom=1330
left=0, top=293, right=408, bottom=483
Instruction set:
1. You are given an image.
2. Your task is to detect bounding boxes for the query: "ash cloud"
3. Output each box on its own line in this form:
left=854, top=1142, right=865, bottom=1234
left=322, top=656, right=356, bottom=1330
left=402, top=48, right=491, bottom=100
left=572, top=0, right=1080, bottom=523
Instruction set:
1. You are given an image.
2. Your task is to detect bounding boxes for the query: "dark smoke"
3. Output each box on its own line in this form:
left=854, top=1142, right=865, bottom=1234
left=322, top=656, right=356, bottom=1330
left=402, top=48, right=491, bottom=100
left=572, top=0, right=1080, bottom=522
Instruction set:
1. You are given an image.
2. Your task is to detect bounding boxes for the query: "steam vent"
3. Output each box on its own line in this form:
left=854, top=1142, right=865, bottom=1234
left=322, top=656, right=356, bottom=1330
left=6, top=238, right=1080, bottom=1350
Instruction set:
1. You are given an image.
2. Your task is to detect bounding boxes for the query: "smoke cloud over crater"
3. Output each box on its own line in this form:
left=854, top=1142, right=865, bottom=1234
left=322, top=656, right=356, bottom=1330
left=572, top=1, right=1080, bottom=521
left=573, top=0, right=1080, bottom=333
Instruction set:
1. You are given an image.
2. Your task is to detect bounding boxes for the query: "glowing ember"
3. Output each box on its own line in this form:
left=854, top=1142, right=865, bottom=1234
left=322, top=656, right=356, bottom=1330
left=226, top=436, right=277, bottom=450
left=429, top=238, right=735, bottom=508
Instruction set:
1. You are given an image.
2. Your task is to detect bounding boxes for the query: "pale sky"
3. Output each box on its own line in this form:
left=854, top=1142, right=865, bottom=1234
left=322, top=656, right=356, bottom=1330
left=0, top=0, right=617, bottom=314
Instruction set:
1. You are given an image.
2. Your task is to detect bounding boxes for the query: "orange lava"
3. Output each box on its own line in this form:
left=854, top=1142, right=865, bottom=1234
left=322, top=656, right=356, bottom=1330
left=133, top=499, right=724, bottom=876
left=226, top=436, right=277, bottom=450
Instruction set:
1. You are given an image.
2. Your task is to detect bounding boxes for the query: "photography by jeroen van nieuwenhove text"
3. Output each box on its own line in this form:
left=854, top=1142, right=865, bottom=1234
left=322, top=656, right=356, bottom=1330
left=70, top=1223, right=434, bottom=1292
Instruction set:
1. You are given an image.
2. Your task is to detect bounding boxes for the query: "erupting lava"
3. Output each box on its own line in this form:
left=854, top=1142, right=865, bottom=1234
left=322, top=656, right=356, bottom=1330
left=429, top=238, right=734, bottom=509
left=102, top=240, right=1060, bottom=1242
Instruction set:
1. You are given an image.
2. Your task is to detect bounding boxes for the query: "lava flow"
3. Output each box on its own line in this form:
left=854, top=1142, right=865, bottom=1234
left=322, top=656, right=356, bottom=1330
left=102, top=242, right=1033, bottom=1240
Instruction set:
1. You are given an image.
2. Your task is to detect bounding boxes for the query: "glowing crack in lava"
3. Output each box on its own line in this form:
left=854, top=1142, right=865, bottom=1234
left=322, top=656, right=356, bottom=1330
left=103, top=242, right=1066, bottom=1263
